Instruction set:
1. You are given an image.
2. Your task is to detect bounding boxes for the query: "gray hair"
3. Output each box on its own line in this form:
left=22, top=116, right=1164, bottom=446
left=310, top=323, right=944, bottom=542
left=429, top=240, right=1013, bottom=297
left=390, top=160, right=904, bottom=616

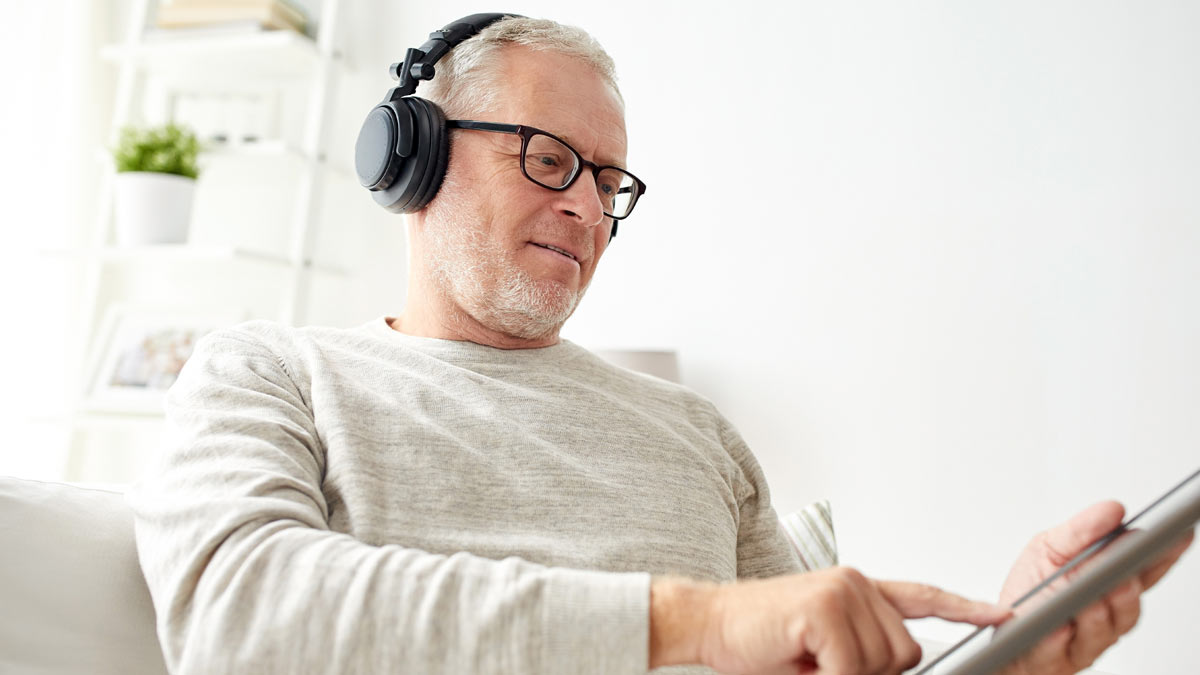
left=420, top=16, right=622, bottom=119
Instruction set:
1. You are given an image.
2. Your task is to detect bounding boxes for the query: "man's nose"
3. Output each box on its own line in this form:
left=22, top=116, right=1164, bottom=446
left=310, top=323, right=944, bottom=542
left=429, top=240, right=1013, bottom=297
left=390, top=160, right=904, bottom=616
left=554, top=169, right=605, bottom=228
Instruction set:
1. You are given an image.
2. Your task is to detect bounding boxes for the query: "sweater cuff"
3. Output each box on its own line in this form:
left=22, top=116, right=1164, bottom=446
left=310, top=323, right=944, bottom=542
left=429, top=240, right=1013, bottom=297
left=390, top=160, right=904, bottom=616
left=541, top=568, right=651, bottom=674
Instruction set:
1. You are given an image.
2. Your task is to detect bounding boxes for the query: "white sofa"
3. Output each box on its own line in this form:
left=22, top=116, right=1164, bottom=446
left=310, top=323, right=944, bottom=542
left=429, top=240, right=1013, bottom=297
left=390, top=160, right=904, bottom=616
left=0, top=476, right=168, bottom=674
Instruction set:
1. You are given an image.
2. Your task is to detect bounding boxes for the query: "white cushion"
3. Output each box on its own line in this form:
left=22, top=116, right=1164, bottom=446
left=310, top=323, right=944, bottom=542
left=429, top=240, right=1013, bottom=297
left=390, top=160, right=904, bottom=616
left=780, top=499, right=838, bottom=572
left=0, top=476, right=167, bottom=675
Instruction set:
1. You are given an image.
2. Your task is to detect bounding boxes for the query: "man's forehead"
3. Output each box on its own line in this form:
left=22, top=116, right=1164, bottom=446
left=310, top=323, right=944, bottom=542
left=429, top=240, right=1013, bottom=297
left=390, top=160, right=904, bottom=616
left=493, top=46, right=628, bottom=164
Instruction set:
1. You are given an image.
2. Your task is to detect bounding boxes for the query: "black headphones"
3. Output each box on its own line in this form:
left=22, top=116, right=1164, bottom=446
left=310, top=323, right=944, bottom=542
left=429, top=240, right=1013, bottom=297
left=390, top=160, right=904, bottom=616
left=354, top=12, right=620, bottom=240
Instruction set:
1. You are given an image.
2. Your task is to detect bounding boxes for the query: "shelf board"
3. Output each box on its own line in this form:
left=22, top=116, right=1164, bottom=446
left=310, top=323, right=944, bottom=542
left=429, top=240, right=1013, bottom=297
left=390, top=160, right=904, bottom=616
left=39, top=244, right=346, bottom=276
left=100, top=28, right=323, bottom=83
left=30, top=410, right=165, bottom=432
left=90, top=142, right=305, bottom=165
left=91, top=142, right=351, bottom=181
left=204, top=138, right=301, bottom=158
left=200, top=141, right=352, bottom=179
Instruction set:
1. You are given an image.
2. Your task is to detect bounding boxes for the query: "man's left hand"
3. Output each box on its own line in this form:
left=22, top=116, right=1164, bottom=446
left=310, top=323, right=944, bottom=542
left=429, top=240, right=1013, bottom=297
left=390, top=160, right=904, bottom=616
left=998, top=500, right=1194, bottom=674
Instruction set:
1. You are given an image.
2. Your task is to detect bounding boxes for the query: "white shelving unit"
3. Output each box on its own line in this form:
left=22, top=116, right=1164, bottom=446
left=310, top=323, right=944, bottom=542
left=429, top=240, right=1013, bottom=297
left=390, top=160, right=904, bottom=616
left=45, top=243, right=347, bottom=275
left=53, top=0, right=348, bottom=482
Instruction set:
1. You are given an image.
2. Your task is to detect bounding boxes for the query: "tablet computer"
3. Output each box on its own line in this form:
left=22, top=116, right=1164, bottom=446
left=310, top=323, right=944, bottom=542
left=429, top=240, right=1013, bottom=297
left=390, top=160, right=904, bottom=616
left=909, top=467, right=1200, bottom=675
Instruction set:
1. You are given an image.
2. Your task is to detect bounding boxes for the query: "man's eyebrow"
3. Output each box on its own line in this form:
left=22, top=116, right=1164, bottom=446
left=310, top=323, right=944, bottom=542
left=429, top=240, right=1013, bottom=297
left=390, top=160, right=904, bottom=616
left=553, top=130, right=626, bottom=169
left=590, top=151, right=629, bottom=170
left=601, top=156, right=629, bottom=170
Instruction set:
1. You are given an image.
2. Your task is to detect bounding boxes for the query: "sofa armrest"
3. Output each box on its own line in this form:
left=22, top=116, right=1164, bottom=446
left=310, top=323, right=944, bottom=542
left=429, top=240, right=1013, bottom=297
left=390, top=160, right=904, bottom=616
left=0, top=476, right=168, bottom=675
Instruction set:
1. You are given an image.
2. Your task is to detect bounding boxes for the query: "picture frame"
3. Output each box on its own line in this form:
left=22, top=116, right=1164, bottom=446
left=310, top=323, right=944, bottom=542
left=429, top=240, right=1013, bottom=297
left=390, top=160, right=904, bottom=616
left=84, top=303, right=247, bottom=414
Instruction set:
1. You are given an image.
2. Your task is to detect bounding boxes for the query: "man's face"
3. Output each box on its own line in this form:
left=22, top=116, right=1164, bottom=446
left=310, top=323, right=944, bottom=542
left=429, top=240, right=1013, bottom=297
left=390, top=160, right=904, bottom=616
left=418, top=46, right=628, bottom=340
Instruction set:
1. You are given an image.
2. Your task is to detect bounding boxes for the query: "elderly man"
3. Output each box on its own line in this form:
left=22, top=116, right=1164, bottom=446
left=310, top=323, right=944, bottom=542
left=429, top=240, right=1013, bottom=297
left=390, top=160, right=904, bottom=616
left=130, top=15, right=1192, bottom=675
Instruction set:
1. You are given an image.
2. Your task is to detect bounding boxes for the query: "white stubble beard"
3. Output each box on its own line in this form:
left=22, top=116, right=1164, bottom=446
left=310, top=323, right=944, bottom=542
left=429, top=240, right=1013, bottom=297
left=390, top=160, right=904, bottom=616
left=422, top=174, right=591, bottom=340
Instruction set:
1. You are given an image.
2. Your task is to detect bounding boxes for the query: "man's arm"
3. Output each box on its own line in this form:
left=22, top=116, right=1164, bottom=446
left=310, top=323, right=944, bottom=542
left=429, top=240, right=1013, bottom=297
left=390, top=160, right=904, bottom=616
left=648, top=576, right=711, bottom=668
left=648, top=570, right=1011, bottom=672
left=722, top=419, right=807, bottom=580
left=649, top=418, right=1009, bottom=673
left=129, top=326, right=651, bottom=674
left=647, top=504, right=1193, bottom=674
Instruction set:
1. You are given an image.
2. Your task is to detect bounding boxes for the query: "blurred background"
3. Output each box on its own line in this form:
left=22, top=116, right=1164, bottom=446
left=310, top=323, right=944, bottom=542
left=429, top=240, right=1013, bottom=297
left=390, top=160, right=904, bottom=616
left=0, top=1, right=1196, bottom=673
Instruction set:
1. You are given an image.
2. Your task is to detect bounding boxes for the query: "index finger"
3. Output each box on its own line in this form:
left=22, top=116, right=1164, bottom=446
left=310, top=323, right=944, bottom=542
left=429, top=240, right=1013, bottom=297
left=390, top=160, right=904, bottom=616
left=876, top=580, right=1012, bottom=625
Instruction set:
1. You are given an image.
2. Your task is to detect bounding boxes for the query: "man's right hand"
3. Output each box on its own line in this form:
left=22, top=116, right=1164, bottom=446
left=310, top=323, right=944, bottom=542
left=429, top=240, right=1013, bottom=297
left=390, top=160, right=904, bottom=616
left=650, top=567, right=1012, bottom=675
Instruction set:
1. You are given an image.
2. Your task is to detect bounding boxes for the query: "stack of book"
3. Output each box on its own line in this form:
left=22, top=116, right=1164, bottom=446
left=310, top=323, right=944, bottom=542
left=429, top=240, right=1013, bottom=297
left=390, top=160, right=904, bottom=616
left=155, top=0, right=308, bottom=35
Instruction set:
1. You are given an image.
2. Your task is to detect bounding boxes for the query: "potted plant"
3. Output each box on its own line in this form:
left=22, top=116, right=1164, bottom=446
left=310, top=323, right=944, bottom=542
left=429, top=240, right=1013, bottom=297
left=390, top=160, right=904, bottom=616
left=110, top=123, right=203, bottom=246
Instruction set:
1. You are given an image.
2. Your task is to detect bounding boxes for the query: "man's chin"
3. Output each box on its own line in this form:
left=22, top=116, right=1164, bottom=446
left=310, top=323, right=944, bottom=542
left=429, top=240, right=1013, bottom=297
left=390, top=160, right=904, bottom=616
left=489, top=280, right=584, bottom=339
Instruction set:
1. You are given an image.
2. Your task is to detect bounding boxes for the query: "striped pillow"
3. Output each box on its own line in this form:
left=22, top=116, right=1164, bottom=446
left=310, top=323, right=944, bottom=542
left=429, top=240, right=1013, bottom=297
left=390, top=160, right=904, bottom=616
left=780, top=500, right=838, bottom=572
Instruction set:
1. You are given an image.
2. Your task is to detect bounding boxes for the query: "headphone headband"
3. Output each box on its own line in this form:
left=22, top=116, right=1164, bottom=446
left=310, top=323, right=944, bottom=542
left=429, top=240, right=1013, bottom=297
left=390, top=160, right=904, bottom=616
left=389, top=13, right=521, bottom=98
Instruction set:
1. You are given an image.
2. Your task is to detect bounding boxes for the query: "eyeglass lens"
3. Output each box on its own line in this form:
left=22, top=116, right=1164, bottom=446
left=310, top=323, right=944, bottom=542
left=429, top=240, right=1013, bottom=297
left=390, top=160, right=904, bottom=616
left=523, top=133, right=638, bottom=218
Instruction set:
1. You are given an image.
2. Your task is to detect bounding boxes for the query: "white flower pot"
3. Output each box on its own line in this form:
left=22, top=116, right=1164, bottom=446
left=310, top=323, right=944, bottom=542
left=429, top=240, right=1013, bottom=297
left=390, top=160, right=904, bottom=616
left=112, top=171, right=196, bottom=246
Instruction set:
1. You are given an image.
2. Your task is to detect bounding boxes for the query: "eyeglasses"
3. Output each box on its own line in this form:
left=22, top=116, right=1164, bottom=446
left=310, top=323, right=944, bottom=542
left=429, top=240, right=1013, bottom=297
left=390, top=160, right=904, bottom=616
left=447, top=120, right=646, bottom=221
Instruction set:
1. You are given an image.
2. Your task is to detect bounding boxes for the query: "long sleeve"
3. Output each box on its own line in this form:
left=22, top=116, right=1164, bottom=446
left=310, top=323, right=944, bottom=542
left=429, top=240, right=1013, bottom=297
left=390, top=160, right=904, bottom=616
left=723, top=422, right=804, bottom=580
left=127, top=327, right=651, bottom=674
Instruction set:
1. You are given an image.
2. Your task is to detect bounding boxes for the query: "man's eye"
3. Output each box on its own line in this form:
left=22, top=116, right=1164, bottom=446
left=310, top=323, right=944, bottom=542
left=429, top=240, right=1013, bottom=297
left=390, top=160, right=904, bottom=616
left=598, top=182, right=616, bottom=195
left=533, top=154, right=560, bottom=167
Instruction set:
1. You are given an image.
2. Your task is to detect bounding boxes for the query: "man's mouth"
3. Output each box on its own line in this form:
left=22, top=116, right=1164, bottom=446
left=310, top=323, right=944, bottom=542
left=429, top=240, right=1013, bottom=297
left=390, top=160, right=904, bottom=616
left=532, top=243, right=577, bottom=261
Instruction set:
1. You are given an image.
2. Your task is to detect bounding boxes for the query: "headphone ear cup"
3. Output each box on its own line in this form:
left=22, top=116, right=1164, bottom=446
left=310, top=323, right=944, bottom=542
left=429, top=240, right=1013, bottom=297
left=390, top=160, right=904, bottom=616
left=403, top=97, right=449, bottom=213
left=366, top=97, right=447, bottom=214
left=354, top=101, right=412, bottom=192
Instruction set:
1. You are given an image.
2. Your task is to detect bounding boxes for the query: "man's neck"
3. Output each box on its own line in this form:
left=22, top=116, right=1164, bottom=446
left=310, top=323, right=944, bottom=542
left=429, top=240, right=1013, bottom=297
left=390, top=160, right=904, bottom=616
left=389, top=288, right=562, bottom=351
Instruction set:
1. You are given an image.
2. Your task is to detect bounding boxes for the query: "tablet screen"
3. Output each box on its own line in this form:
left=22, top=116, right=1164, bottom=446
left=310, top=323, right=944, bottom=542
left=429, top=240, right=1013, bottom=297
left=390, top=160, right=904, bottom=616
left=909, top=467, right=1200, bottom=675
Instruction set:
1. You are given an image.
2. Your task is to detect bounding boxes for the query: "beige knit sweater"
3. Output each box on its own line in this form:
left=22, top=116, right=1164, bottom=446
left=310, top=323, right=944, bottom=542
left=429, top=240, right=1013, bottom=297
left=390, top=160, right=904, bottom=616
left=128, top=316, right=801, bottom=674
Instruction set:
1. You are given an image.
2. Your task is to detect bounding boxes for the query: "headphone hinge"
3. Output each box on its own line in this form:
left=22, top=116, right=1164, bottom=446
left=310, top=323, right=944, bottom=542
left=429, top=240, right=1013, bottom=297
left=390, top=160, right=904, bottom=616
left=388, top=47, right=427, bottom=96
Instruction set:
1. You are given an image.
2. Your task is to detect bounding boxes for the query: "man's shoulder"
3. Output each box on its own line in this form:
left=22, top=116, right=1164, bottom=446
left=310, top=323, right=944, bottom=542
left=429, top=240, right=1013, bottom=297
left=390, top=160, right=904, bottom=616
left=199, top=318, right=374, bottom=359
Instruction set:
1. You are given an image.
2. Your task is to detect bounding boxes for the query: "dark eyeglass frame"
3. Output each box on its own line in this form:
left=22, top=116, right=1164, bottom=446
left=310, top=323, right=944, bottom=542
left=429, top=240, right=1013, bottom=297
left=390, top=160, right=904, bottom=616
left=447, top=120, right=646, bottom=221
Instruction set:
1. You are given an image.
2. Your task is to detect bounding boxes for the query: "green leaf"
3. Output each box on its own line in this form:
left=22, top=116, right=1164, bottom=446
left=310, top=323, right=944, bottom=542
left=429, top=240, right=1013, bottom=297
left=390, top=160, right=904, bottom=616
left=110, top=122, right=203, bottom=179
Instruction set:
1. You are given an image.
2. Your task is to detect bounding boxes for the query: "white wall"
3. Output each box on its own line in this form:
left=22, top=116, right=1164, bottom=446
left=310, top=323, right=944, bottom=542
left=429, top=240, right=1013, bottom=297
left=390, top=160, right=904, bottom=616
left=376, top=2, right=1198, bottom=673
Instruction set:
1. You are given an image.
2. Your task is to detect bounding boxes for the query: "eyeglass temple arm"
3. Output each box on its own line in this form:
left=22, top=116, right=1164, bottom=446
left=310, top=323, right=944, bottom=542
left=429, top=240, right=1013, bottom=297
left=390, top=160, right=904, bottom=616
left=446, top=120, right=520, bottom=133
